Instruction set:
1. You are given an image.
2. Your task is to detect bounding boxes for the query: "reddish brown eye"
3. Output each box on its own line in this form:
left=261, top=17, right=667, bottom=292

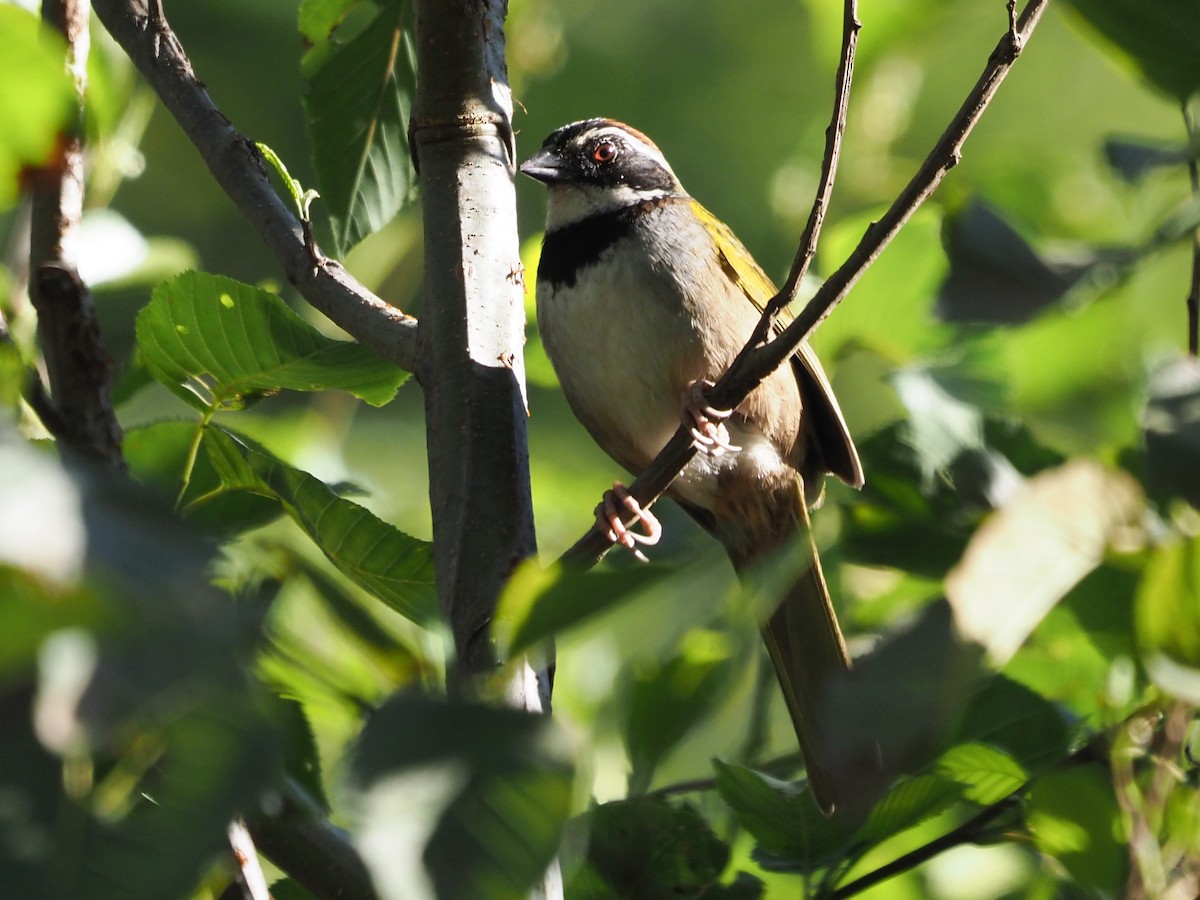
left=592, top=141, right=618, bottom=163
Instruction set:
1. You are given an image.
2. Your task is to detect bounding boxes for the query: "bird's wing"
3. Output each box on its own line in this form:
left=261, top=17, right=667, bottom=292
left=691, top=201, right=863, bottom=488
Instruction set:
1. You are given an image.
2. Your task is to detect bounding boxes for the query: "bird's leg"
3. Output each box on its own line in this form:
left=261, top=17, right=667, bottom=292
left=596, top=482, right=662, bottom=563
left=682, top=379, right=741, bottom=456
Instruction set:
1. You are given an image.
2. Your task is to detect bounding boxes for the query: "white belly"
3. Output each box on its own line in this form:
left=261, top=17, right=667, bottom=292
left=536, top=250, right=788, bottom=514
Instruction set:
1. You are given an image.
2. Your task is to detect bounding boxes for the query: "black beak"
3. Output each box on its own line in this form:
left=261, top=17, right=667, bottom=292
left=519, top=148, right=565, bottom=184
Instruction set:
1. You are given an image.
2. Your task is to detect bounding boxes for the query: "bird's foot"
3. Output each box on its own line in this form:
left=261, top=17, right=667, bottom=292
left=682, top=380, right=741, bottom=456
left=596, top=482, right=661, bottom=563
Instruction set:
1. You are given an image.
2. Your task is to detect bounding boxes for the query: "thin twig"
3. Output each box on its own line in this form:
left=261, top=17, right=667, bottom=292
left=738, top=0, right=861, bottom=358
left=226, top=820, right=271, bottom=900
left=1184, top=102, right=1199, bottom=357
left=561, top=0, right=1051, bottom=569
left=90, top=0, right=420, bottom=375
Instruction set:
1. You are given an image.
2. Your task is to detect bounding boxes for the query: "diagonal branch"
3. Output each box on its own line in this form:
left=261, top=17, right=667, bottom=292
left=562, top=0, right=1052, bottom=569
left=90, top=0, right=420, bottom=376
left=27, top=0, right=125, bottom=470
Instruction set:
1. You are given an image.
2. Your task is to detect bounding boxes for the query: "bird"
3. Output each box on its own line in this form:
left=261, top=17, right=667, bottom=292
left=520, top=118, right=863, bottom=813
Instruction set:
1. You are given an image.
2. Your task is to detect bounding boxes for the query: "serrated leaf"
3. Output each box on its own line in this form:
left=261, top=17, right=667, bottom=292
left=302, top=0, right=417, bottom=254
left=136, top=271, right=406, bottom=412
left=566, top=797, right=736, bottom=899
left=1065, top=0, right=1200, bottom=100
left=950, top=676, right=1071, bottom=775
left=937, top=742, right=1028, bottom=806
left=202, top=425, right=438, bottom=627
left=856, top=774, right=963, bottom=845
left=713, top=760, right=855, bottom=873
left=351, top=693, right=574, bottom=900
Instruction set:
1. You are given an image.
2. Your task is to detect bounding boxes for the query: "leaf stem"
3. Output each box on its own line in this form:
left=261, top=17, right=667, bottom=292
left=175, top=414, right=210, bottom=510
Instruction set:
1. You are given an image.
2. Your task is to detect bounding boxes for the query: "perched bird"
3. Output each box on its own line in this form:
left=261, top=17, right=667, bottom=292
left=521, top=118, right=863, bottom=812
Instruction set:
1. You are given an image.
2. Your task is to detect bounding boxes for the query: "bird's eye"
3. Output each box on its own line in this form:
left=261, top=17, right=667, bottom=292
left=592, top=141, right=618, bottom=163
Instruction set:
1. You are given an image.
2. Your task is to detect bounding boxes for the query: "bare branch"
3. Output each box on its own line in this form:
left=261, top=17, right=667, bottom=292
left=733, top=0, right=861, bottom=369
left=1184, top=102, right=1199, bottom=357
left=247, top=808, right=378, bottom=900
left=562, top=0, right=1052, bottom=569
left=90, top=0, right=420, bottom=375
left=26, top=0, right=125, bottom=470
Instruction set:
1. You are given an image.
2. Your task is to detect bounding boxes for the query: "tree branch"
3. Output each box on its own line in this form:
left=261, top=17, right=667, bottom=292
left=90, top=0, right=420, bottom=375
left=247, top=807, right=378, bottom=900
left=1184, top=102, right=1199, bottom=358
left=562, top=0, right=1051, bottom=568
left=27, top=0, right=125, bottom=470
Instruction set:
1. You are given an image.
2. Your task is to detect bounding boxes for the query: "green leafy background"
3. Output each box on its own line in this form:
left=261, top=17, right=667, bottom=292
left=1, top=0, right=1198, bottom=897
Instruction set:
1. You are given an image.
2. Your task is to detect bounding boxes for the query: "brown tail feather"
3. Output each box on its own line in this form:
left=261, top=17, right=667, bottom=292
left=759, top=545, right=850, bottom=814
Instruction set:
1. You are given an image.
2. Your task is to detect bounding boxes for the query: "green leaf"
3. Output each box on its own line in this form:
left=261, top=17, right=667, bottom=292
left=495, top=559, right=672, bottom=658
left=350, top=693, right=574, bottom=900
left=299, top=0, right=357, bottom=45
left=302, top=0, right=417, bottom=254
left=0, top=6, right=77, bottom=210
left=856, top=774, right=963, bottom=845
left=936, top=199, right=1094, bottom=325
left=566, top=797, right=742, bottom=899
left=124, top=420, right=282, bottom=536
left=1137, top=536, right=1200, bottom=671
left=1064, top=0, right=1200, bottom=100
left=1143, top=356, right=1200, bottom=508
left=1103, top=136, right=1194, bottom=183
left=202, top=425, right=438, bottom=627
left=949, top=676, right=1072, bottom=775
left=936, top=742, right=1028, bottom=806
left=136, top=271, right=406, bottom=413
left=713, top=760, right=854, bottom=873
left=1026, top=765, right=1126, bottom=892
left=623, top=629, right=736, bottom=794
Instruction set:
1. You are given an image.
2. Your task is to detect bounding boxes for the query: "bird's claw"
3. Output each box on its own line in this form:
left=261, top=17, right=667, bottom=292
left=596, top=482, right=662, bottom=563
left=682, top=380, right=741, bottom=456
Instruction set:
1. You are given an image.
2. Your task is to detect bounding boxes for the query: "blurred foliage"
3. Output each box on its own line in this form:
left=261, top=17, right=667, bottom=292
left=1, top=0, right=1200, bottom=898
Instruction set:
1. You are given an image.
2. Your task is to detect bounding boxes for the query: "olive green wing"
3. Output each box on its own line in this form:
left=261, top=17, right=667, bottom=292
left=690, top=201, right=863, bottom=488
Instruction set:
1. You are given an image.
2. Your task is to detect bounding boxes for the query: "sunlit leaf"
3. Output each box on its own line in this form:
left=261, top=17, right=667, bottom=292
left=949, top=676, right=1071, bottom=775
left=0, top=6, right=77, bottom=210
left=302, top=0, right=417, bottom=253
left=350, top=692, right=574, bottom=900
left=202, top=425, right=438, bottom=627
left=1137, top=536, right=1200, bottom=678
left=136, top=271, right=406, bottom=411
left=124, top=420, right=282, bottom=536
left=1026, top=766, right=1126, bottom=892
left=947, top=459, right=1145, bottom=664
left=936, top=742, right=1028, bottom=806
left=856, top=774, right=962, bottom=845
